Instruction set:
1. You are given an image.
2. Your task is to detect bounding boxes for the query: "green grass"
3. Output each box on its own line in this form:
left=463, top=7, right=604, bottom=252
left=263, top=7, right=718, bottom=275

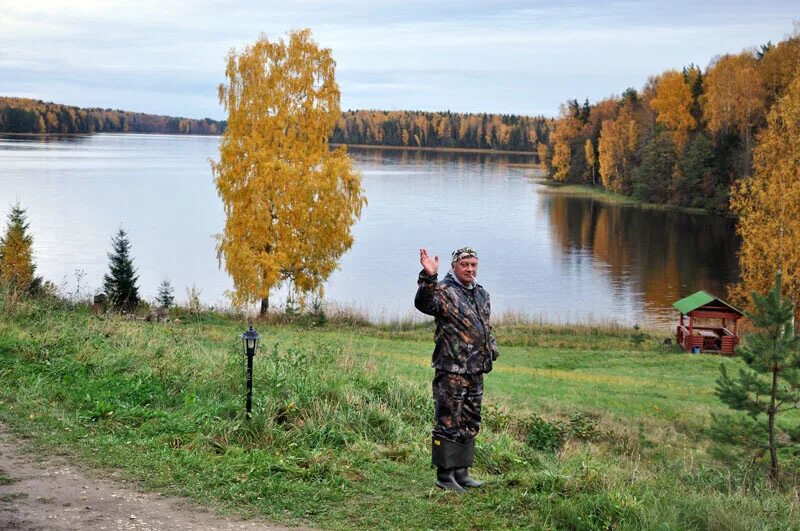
left=1, top=298, right=798, bottom=530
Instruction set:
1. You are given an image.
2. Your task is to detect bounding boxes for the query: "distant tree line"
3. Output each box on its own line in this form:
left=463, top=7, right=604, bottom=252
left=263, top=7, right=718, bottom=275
left=0, top=97, right=226, bottom=135
left=332, top=110, right=549, bottom=153
left=540, top=32, right=800, bottom=213
left=1, top=98, right=551, bottom=154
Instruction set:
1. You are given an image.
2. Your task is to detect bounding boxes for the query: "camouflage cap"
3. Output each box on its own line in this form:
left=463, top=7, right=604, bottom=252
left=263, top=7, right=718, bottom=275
left=451, top=246, right=478, bottom=264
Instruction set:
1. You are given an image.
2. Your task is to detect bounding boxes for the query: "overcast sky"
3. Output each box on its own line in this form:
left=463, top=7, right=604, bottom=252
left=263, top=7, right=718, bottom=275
left=0, top=1, right=796, bottom=120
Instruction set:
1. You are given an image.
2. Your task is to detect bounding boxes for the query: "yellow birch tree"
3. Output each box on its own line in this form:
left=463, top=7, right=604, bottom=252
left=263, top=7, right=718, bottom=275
left=212, top=30, right=366, bottom=315
left=729, top=76, right=800, bottom=316
left=584, top=138, right=597, bottom=186
left=758, top=33, right=800, bottom=108
left=649, top=70, right=695, bottom=152
left=549, top=108, right=582, bottom=182
left=551, top=140, right=571, bottom=182
left=703, top=53, right=766, bottom=175
left=536, top=142, right=550, bottom=171
left=598, top=107, right=639, bottom=193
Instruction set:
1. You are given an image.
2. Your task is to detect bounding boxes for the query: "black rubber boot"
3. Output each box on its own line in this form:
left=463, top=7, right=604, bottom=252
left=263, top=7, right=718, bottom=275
left=453, top=467, right=483, bottom=488
left=432, top=437, right=472, bottom=493
left=436, top=467, right=466, bottom=492
left=452, top=439, right=482, bottom=487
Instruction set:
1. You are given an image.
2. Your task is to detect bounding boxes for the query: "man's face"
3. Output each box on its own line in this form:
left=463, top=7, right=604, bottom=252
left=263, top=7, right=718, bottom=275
left=453, top=257, right=478, bottom=285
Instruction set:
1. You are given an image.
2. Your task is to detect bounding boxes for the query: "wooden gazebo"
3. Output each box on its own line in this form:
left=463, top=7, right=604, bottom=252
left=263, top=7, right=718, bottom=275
left=673, top=291, right=743, bottom=355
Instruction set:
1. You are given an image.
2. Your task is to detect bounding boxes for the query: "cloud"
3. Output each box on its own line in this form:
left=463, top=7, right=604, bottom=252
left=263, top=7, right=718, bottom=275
left=0, top=1, right=796, bottom=118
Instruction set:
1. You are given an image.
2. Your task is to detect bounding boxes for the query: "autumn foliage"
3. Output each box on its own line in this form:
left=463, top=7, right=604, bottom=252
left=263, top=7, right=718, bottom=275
left=213, top=30, right=365, bottom=314
left=332, top=110, right=548, bottom=153
left=729, top=75, right=800, bottom=315
left=542, top=31, right=799, bottom=214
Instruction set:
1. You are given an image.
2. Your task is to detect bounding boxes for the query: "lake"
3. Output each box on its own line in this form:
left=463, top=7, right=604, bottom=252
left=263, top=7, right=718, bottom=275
left=0, top=134, right=740, bottom=327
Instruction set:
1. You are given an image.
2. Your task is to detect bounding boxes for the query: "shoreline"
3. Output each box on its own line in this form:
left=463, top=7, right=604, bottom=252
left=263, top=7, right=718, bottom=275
left=534, top=179, right=725, bottom=216
left=333, top=143, right=539, bottom=157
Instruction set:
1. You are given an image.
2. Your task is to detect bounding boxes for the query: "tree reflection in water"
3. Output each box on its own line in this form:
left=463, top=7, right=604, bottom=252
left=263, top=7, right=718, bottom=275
left=543, top=193, right=740, bottom=325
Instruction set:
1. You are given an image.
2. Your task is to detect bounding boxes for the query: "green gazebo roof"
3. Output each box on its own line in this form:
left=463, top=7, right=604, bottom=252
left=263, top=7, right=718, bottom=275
left=672, top=291, right=743, bottom=316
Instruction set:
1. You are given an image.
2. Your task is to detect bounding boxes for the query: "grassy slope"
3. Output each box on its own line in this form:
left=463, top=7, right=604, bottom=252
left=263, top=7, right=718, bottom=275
left=1, top=301, right=798, bottom=530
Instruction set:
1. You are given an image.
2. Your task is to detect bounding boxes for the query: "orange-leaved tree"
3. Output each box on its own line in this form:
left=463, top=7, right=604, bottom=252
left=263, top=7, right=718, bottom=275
left=598, top=98, right=640, bottom=194
left=584, top=138, right=597, bottom=186
left=649, top=70, right=695, bottom=152
left=757, top=31, right=800, bottom=108
left=703, top=52, right=766, bottom=176
left=212, top=29, right=366, bottom=315
left=729, top=75, right=800, bottom=318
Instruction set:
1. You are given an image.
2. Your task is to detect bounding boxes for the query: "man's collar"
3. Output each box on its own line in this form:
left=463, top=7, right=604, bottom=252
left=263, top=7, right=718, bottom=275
left=447, top=269, right=476, bottom=290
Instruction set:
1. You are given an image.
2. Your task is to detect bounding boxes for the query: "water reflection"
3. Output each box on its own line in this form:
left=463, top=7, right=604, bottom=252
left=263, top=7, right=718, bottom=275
left=543, top=193, right=740, bottom=324
left=346, top=146, right=536, bottom=167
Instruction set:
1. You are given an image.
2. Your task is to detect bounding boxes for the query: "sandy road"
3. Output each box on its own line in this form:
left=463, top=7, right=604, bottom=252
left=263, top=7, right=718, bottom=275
left=0, top=424, right=305, bottom=531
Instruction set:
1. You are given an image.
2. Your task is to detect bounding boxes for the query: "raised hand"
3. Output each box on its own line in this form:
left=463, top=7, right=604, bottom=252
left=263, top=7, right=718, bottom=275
left=420, top=248, right=439, bottom=276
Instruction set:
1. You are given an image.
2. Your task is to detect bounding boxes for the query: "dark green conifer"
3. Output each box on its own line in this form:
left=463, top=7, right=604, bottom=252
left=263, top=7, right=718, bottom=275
left=102, top=228, right=140, bottom=312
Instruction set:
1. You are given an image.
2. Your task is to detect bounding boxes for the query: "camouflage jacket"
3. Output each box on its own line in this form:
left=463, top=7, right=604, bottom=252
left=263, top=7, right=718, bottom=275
left=414, top=270, right=499, bottom=374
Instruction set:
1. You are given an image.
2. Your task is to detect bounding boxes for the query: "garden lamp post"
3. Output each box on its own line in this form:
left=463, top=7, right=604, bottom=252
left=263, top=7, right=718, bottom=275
left=242, top=325, right=260, bottom=419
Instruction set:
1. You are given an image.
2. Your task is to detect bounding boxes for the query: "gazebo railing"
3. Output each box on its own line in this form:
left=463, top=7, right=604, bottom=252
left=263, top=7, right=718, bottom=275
left=676, top=325, right=738, bottom=353
left=676, top=325, right=703, bottom=351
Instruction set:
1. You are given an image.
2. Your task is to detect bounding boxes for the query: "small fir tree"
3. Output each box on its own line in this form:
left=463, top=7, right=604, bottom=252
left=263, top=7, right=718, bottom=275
left=156, top=279, right=175, bottom=309
left=102, top=228, right=140, bottom=312
left=0, top=203, right=36, bottom=300
left=630, top=324, right=646, bottom=348
left=714, top=272, right=800, bottom=486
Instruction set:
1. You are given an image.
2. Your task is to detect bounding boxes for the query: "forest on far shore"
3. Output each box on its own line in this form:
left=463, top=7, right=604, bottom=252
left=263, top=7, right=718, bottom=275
left=0, top=97, right=225, bottom=135
left=0, top=96, right=548, bottom=154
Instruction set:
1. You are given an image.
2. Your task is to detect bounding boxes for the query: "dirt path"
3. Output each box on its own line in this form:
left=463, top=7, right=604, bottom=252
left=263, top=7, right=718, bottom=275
left=0, top=424, right=303, bottom=531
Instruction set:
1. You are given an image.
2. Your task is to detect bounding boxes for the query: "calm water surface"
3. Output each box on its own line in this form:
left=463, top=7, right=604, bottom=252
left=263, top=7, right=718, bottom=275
left=0, top=134, right=739, bottom=327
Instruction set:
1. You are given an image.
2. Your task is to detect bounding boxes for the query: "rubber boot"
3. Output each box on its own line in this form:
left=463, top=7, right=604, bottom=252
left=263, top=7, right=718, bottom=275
left=432, top=437, right=472, bottom=493
left=436, top=467, right=466, bottom=492
left=453, top=467, right=483, bottom=488
left=452, top=439, right=482, bottom=488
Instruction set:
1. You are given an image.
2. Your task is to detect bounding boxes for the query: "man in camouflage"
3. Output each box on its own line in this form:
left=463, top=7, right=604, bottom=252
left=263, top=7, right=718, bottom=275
left=415, top=246, right=499, bottom=492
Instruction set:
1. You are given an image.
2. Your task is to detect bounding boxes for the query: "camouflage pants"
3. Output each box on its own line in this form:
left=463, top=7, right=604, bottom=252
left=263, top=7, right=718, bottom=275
left=432, top=371, right=484, bottom=444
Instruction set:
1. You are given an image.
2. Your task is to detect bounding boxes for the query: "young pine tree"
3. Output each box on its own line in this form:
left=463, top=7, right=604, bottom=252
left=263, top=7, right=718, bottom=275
left=0, top=203, right=36, bottom=300
left=102, top=228, right=140, bottom=312
left=155, top=279, right=175, bottom=309
left=714, top=272, right=800, bottom=486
